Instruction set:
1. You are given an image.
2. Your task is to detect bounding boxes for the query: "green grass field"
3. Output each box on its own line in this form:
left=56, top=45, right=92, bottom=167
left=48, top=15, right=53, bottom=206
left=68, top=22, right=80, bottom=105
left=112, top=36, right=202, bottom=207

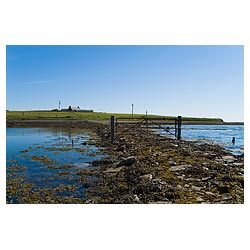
left=6, top=110, right=224, bottom=123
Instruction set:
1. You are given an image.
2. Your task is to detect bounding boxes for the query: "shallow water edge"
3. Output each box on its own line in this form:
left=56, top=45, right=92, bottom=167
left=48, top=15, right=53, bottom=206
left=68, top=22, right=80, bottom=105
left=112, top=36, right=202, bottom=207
left=6, top=120, right=244, bottom=204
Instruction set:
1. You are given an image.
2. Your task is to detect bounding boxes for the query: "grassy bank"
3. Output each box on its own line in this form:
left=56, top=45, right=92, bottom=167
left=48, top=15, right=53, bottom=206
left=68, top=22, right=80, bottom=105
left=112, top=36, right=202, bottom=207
left=6, top=111, right=224, bottom=123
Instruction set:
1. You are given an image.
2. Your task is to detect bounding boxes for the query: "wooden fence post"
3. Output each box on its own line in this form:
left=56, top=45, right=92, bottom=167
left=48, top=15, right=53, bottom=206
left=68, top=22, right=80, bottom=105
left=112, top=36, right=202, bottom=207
left=111, top=116, right=115, bottom=142
left=174, top=118, right=177, bottom=138
left=177, top=116, right=182, bottom=140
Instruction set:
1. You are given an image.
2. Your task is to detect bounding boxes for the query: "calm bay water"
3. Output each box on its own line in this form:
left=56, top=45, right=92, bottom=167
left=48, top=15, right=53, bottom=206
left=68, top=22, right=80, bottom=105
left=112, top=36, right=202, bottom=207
left=156, top=125, right=244, bottom=155
left=6, top=127, right=104, bottom=202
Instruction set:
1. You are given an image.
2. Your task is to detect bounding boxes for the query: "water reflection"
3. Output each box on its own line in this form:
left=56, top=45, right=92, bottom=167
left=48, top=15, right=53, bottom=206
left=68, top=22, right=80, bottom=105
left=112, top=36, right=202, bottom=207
left=6, top=127, right=105, bottom=203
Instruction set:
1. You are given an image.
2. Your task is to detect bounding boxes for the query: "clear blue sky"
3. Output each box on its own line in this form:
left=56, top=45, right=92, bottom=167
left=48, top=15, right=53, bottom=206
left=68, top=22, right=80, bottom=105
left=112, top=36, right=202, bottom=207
left=6, top=45, right=244, bottom=121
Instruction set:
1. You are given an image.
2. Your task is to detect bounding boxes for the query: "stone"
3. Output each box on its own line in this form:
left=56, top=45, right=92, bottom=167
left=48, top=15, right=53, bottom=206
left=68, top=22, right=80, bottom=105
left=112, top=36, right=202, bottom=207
left=205, top=191, right=217, bottom=197
left=186, top=177, right=196, bottom=181
left=116, top=156, right=137, bottom=167
left=139, top=174, right=153, bottom=181
left=191, top=185, right=202, bottom=191
left=221, top=193, right=233, bottom=201
left=168, top=160, right=176, bottom=165
left=202, top=162, right=209, bottom=166
left=196, top=197, right=204, bottom=202
left=152, top=179, right=166, bottom=185
left=233, top=162, right=243, bottom=167
left=202, top=177, right=211, bottom=181
left=134, top=195, right=140, bottom=202
left=222, top=155, right=235, bottom=163
left=169, top=165, right=190, bottom=171
left=104, top=166, right=123, bottom=173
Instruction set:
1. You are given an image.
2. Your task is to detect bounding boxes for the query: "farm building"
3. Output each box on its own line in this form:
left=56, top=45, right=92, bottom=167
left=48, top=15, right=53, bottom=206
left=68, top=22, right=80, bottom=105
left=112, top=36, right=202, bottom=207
left=61, top=106, right=93, bottom=112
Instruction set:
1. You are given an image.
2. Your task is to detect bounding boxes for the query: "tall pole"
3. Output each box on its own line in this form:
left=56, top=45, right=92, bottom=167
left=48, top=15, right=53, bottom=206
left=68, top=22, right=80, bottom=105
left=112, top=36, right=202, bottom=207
left=59, top=101, right=61, bottom=111
left=132, top=104, right=134, bottom=116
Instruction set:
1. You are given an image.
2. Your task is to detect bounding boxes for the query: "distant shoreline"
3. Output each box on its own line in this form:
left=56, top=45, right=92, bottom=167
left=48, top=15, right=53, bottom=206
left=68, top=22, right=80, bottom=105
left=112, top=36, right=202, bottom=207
left=6, top=119, right=244, bottom=128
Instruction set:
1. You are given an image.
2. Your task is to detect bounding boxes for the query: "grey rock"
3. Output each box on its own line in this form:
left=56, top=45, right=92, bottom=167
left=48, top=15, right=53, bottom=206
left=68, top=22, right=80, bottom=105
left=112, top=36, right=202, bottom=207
left=221, top=193, right=233, bottom=201
left=104, top=166, right=123, bottom=173
left=153, top=201, right=172, bottom=204
left=202, top=177, right=211, bottom=181
left=196, top=197, right=204, bottom=202
left=152, top=178, right=167, bottom=185
left=222, top=155, right=235, bottom=163
left=205, top=191, right=217, bottom=197
left=169, top=164, right=190, bottom=171
left=186, top=177, right=196, bottom=181
left=139, top=174, right=153, bottom=181
left=192, top=185, right=202, bottom=191
left=233, top=162, right=243, bottom=167
left=134, top=195, right=140, bottom=203
left=116, top=156, right=137, bottom=167
left=202, top=162, right=209, bottom=166
left=168, top=160, right=176, bottom=165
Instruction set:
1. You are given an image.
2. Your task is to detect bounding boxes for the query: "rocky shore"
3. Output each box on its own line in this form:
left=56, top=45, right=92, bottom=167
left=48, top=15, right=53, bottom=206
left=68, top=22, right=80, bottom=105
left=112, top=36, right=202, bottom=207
left=86, top=123, right=244, bottom=204
left=7, top=120, right=244, bottom=204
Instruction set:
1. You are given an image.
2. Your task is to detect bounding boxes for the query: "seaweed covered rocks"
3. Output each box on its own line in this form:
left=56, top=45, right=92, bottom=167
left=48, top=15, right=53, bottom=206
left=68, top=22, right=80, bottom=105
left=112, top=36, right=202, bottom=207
left=87, top=122, right=244, bottom=204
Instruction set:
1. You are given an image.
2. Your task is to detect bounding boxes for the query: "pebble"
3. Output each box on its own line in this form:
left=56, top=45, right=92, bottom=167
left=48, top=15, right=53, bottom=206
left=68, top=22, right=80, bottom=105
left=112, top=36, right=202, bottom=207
left=222, top=155, right=235, bottom=161
left=192, top=185, right=202, bottom=191
left=169, top=165, right=190, bottom=171
left=221, top=193, right=233, bottom=201
left=139, top=174, right=153, bottom=181
left=104, top=167, right=123, bottom=173
left=233, top=162, right=243, bottom=167
left=196, top=197, right=204, bottom=202
left=202, top=177, right=211, bottom=181
left=202, top=162, right=209, bottom=166
left=116, top=156, right=137, bottom=167
left=168, top=160, right=176, bottom=165
left=205, top=191, right=217, bottom=197
left=134, top=195, right=140, bottom=202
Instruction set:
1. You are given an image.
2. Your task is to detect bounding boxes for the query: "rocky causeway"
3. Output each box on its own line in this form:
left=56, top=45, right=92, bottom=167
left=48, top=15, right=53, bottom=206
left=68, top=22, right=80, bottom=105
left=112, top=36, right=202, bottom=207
left=6, top=120, right=244, bottom=204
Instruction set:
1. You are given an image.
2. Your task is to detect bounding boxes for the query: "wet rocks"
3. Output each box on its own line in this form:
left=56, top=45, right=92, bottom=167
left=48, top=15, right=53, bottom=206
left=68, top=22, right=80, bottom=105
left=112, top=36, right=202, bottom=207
left=205, top=191, right=217, bottom=197
left=138, top=174, right=153, bottom=181
left=169, top=165, right=190, bottom=172
left=221, top=193, right=233, bottom=201
left=191, top=185, right=202, bottom=191
left=196, top=197, right=204, bottom=202
left=104, top=166, right=124, bottom=173
left=85, top=123, right=244, bottom=203
left=222, top=155, right=235, bottom=163
left=91, top=157, right=114, bottom=166
left=116, top=156, right=137, bottom=167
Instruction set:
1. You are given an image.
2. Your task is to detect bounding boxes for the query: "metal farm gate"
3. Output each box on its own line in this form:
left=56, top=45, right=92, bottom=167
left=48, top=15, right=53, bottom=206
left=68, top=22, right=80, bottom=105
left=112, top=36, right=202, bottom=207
left=110, top=116, right=182, bottom=142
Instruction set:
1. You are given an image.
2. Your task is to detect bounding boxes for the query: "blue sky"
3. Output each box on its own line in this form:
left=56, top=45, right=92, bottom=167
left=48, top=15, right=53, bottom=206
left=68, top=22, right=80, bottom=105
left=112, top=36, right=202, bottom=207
left=6, top=45, right=244, bottom=121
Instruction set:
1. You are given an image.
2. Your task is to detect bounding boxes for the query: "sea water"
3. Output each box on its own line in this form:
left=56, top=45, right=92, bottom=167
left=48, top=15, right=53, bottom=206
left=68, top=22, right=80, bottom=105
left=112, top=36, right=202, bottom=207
left=156, top=125, right=244, bottom=155
left=6, top=127, right=105, bottom=201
